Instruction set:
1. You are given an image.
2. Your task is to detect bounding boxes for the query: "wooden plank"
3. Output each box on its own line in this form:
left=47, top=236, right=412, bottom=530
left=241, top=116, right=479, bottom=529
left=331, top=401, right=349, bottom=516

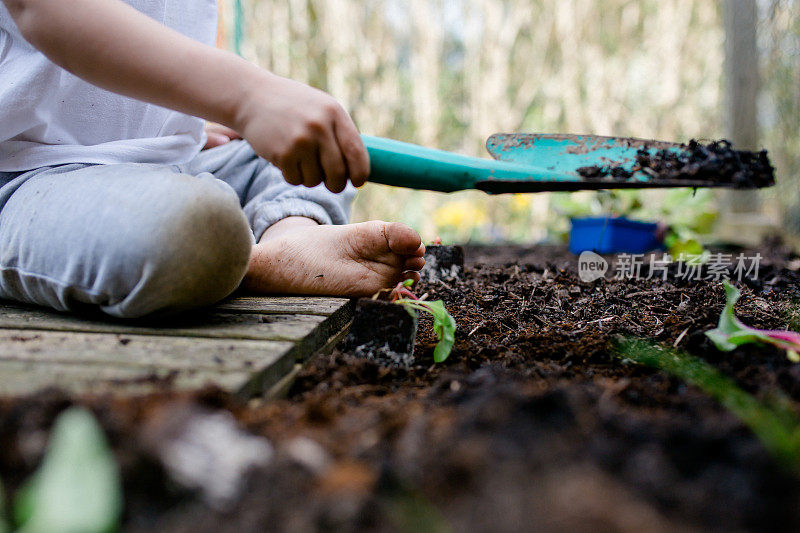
left=234, top=313, right=354, bottom=398
left=217, top=295, right=351, bottom=315
left=0, top=360, right=252, bottom=396
left=0, top=330, right=293, bottom=371
left=0, top=303, right=326, bottom=341
left=0, top=296, right=355, bottom=397
left=261, top=317, right=353, bottom=400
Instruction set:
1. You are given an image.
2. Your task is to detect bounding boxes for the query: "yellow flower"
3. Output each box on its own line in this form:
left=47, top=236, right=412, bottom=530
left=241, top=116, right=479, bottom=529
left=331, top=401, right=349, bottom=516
left=433, top=200, right=488, bottom=229
left=511, top=194, right=532, bottom=211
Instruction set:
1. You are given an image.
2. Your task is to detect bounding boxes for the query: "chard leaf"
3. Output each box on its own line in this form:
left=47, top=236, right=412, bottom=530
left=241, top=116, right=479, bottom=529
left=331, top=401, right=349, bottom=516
left=706, top=280, right=800, bottom=360
left=704, top=281, right=765, bottom=350
left=15, top=407, right=122, bottom=533
left=423, top=301, right=457, bottom=363
left=397, top=299, right=457, bottom=363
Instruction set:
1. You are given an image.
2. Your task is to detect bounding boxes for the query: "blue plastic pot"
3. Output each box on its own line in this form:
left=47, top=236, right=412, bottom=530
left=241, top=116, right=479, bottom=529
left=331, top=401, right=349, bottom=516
left=569, top=216, right=661, bottom=254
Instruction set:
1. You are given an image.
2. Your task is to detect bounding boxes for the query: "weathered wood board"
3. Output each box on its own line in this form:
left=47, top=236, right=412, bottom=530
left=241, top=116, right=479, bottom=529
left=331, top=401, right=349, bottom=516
left=0, top=305, right=328, bottom=340
left=216, top=295, right=350, bottom=315
left=0, top=295, right=353, bottom=397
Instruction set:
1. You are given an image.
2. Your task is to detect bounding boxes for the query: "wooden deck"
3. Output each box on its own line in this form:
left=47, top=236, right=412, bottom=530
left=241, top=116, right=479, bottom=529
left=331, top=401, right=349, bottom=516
left=0, top=295, right=354, bottom=397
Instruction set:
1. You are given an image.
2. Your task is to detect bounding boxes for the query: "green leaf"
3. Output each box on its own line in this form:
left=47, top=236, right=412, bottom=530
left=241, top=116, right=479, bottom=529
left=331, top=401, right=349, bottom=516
left=550, top=193, right=595, bottom=218
left=667, top=237, right=705, bottom=259
left=690, top=211, right=717, bottom=235
left=15, top=407, right=122, bottom=533
left=705, top=280, right=775, bottom=351
left=397, top=299, right=457, bottom=363
left=616, top=338, right=800, bottom=472
left=0, top=480, right=8, bottom=533
left=705, top=280, right=800, bottom=362
left=425, top=301, right=457, bottom=363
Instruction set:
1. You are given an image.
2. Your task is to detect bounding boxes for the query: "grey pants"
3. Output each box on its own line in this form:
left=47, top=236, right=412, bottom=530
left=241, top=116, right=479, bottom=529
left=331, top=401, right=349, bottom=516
left=0, top=140, right=354, bottom=318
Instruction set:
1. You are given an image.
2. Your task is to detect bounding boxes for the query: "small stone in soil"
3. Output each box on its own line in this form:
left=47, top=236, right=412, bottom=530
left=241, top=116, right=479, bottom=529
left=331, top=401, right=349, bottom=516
left=341, top=298, right=418, bottom=367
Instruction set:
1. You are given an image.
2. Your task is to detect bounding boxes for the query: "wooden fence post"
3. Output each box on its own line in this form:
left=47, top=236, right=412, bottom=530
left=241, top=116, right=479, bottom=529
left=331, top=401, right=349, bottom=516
left=718, top=0, right=776, bottom=244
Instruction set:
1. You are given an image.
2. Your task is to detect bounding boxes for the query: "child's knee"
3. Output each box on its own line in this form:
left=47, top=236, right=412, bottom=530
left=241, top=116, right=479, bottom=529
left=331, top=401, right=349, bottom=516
left=106, top=181, right=253, bottom=318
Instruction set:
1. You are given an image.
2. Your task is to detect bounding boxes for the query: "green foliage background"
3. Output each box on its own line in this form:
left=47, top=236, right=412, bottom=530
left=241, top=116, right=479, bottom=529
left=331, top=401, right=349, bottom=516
left=226, top=0, right=799, bottom=244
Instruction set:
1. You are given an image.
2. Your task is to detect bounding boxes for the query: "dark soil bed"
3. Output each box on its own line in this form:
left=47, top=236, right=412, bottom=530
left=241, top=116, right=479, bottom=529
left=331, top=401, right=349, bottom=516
left=4, top=243, right=800, bottom=532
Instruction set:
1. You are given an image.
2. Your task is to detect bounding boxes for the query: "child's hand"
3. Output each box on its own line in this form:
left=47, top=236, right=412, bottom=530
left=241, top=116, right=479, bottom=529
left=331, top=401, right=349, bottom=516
left=234, top=73, right=370, bottom=193
left=203, top=123, right=242, bottom=150
left=2, top=0, right=368, bottom=194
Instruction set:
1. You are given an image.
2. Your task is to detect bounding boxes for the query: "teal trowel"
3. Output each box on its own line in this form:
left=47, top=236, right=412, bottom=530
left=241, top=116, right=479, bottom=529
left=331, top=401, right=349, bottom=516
left=362, top=134, right=774, bottom=194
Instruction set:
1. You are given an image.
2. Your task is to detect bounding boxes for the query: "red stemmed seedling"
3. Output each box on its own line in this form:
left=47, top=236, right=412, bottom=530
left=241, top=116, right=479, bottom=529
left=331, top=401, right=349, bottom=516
left=389, top=279, right=456, bottom=363
left=706, top=280, right=800, bottom=362
left=389, top=279, right=419, bottom=301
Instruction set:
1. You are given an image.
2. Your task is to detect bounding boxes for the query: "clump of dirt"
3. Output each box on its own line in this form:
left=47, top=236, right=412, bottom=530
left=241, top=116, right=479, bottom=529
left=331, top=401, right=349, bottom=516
left=420, top=245, right=465, bottom=282
left=577, top=164, right=634, bottom=180
left=341, top=298, right=418, bottom=367
left=578, top=139, right=775, bottom=188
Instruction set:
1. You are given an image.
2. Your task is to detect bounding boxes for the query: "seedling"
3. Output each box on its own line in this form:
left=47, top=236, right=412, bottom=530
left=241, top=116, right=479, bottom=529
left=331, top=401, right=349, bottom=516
left=616, top=337, right=800, bottom=472
left=12, top=407, right=122, bottom=533
left=390, top=280, right=456, bottom=363
left=706, top=280, right=800, bottom=362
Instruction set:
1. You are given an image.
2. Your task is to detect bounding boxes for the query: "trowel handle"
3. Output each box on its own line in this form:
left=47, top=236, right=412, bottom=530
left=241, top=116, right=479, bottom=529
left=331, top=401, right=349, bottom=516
left=362, top=135, right=490, bottom=192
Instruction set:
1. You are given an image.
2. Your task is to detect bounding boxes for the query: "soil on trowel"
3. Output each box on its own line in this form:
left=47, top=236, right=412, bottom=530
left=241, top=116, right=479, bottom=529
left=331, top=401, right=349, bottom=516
left=578, top=139, right=775, bottom=188
left=3, top=242, right=800, bottom=532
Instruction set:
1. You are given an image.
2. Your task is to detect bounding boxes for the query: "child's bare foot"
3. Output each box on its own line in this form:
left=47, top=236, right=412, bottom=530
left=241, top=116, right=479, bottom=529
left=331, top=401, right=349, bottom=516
left=243, top=217, right=425, bottom=297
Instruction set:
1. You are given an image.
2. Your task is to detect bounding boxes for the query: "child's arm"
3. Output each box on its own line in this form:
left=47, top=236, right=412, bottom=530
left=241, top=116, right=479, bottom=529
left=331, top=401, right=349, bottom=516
left=2, top=0, right=368, bottom=193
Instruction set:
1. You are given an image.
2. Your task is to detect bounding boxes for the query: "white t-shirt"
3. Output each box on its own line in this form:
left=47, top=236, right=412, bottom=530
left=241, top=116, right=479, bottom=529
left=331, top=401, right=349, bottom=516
left=0, top=0, right=217, bottom=172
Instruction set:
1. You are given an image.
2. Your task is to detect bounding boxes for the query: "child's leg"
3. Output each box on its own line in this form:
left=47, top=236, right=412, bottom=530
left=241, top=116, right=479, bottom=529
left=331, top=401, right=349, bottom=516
left=181, top=139, right=355, bottom=237
left=0, top=163, right=253, bottom=318
left=183, top=141, right=426, bottom=297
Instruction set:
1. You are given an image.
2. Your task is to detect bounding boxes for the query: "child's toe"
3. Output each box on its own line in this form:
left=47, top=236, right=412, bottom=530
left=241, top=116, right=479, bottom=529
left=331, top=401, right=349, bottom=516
left=384, top=222, right=422, bottom=255
left=404, top=256, right=425, bottom=271
left=401, top=271, right=421, bottom=284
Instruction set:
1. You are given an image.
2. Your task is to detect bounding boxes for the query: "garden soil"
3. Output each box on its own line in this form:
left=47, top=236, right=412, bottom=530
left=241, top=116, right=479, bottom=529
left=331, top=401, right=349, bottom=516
left=3, top=242, right=800, bottom=532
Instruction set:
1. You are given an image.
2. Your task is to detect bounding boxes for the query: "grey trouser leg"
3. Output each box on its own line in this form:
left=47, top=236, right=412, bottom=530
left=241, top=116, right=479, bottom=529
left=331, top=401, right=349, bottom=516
left=181, top=140, right=356, bottom=241
left=0, top=141, right=354, bottom=318
left=0, top=164, right=253, bottom=317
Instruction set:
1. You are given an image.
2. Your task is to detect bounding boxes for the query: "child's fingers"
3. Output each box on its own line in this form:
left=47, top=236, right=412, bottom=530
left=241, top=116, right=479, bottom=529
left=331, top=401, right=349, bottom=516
left=203, top=132, right=230, bottom=150
left=205, top=122, right=241, bottom=140
left=280, top=156, right=303, bottom=186
left=333, top=109, right=370, bottom=187
left=319, top=131, right=348, bottom=193
left=299, top=149, right=324, bottom=188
